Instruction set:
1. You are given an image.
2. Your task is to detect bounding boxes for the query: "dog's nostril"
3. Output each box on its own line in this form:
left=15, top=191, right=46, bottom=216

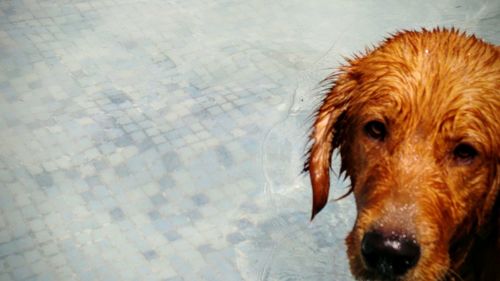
left=361, top=230, right=420, bottom=278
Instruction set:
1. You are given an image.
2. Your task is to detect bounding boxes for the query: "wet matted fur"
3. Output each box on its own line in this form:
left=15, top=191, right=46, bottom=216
left=305, top=28, right=499, bottom=280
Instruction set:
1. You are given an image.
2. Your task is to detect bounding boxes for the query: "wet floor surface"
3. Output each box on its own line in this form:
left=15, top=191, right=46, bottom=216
left=0, top=0, right=498, bottom=280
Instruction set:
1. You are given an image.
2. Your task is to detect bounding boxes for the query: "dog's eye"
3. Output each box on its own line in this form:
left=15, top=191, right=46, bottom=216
left=453, top=143, right=477, bottom=163
left=364, top=121, right=386, bottom=141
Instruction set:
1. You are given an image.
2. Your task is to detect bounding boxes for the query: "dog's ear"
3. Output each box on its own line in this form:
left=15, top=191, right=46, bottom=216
left=306, top=68, right=359, bottom=220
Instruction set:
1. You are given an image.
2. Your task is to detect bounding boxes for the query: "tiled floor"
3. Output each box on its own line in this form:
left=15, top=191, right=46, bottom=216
left=0, top=0, right=498, bottom=280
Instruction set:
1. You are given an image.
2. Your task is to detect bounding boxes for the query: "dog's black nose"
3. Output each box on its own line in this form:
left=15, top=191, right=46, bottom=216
left=361, top=230, right=420, bottom=278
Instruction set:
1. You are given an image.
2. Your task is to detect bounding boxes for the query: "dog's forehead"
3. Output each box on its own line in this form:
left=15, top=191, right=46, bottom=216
left=343, top=31, right=500, bottom=154
left=353, top=30, right=499, bottom=85
left=350, top=31, right=499, bottom=128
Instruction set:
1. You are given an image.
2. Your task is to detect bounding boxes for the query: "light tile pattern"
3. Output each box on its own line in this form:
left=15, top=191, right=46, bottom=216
left=0, top=0, right=498, bottom=280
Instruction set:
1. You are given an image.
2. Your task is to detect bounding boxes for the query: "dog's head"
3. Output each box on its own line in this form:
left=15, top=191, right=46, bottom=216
left=306, top=29, right=499, bottom=280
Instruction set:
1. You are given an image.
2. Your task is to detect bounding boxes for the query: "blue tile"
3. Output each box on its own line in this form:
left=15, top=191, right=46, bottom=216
left=114, top=134, right=133, bottom=147
left=159, top=175, right=175, bottom=190
left=114, top=164, right=130, bottom=177
left=148, top=210, right=161, bottom=221
left=0, top=242, right=18, bottom=257
left=237, top=218, right=253, bottom=230
left=85, top=176, right=101, bottom=186
left=191, top=194, right=209, bottom=206
left=109, top=207, right=125, bottom=221
left=142, top=250, right=158, bottom=261
left=226, top=232, right=245, bottom=244
left=162, top=151, right=181, bottom=172
left=163, top=277, right=184, bottom=281
left=164, top=230, right=181, bottom=242
left=5, top=253, right=25, bottom=268
left=185, top=209, right=202, bottom=221
left=12, top=267, right=34, bottom=280
left=34, top=173, right=53, bottom=187
left=150, top=193, right=168, bottom=206
left=215, top=145, right=233, bottom=168
left=80, top=191, right=95, bottom=202
left=187, top=85, right=202, bottom=98
left=197, top=244, right=214, bottom=254
left=153, top=219, right=172, bottom=233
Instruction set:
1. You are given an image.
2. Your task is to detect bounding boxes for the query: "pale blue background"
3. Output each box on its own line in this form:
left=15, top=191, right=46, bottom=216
left=0, top=0, right=498, bottom=280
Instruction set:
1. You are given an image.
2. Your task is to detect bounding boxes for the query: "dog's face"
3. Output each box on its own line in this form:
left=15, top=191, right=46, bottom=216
left=306, top=29, right=499, bottom=280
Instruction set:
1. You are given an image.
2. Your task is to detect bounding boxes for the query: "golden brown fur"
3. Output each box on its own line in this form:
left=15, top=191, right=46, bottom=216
left=305, top=28, right=499, bottom=280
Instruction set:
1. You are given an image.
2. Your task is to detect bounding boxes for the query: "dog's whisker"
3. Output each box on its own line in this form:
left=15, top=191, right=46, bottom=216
left=444, top=269, right=464, bottom=281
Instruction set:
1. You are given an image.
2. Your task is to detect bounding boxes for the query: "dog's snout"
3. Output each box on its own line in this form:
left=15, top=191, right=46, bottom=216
left=361, top=230, right=420, bottom=278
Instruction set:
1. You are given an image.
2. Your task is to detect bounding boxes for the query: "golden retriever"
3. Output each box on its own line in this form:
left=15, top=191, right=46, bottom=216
left=305, top=28, right=499, bottom=280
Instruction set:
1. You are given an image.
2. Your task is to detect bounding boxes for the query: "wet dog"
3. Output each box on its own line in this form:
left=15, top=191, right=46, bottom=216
left=305, top=28, right=499, bottom=280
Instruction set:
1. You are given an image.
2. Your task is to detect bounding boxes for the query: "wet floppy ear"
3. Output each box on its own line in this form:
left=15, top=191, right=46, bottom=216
left=305, top=70, right=359, bottom=220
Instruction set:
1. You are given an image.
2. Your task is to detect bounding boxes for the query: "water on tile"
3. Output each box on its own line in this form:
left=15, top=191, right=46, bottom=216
left=0, top=0, right=499, bottom=280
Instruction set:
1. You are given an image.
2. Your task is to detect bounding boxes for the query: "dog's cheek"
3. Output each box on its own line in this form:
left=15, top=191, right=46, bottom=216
left=444, top=165, right=491, bottom=230
left=414, top=198, right=453, bottom=280
left=414, top=244, right=450, bottom=281
left=345, top=208, right=383, bottom=276
left=461, top=166, right=494, bottom=226
left=345, top=228, right=367, bottom=279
